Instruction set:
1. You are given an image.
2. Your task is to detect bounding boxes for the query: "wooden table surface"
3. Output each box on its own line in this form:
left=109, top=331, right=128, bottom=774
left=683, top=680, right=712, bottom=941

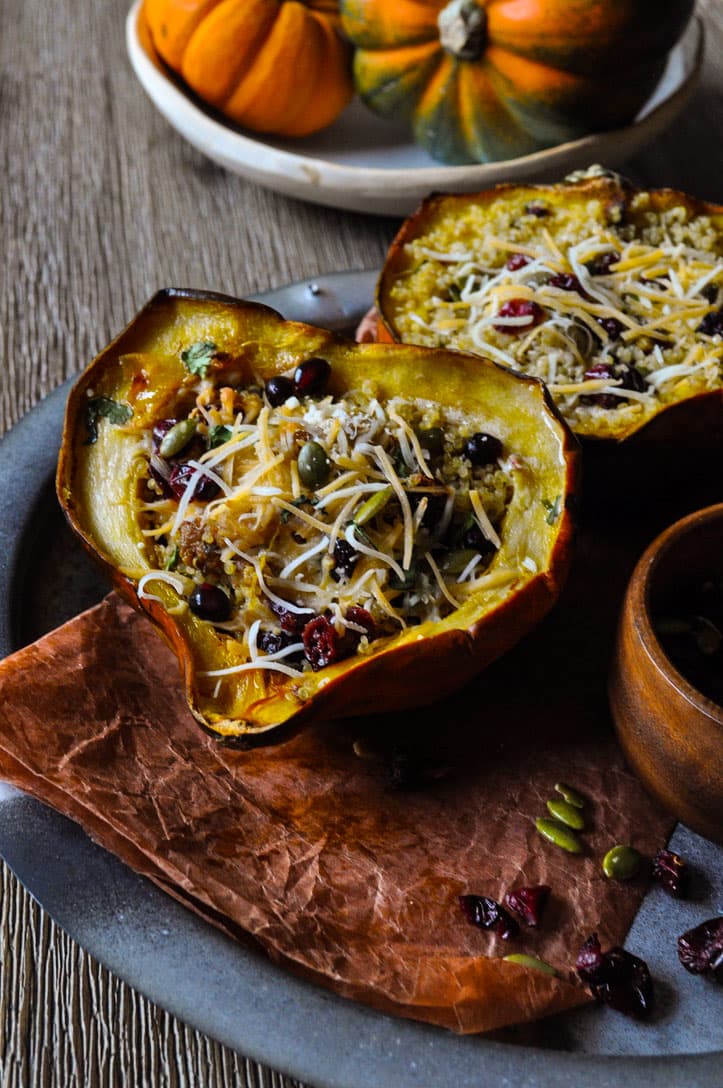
left=1, top=2, right=722, bottom=1084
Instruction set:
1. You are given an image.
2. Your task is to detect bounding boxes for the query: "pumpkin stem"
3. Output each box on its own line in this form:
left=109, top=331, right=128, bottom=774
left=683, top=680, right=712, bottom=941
left=438, top=0, right=487, bottom=61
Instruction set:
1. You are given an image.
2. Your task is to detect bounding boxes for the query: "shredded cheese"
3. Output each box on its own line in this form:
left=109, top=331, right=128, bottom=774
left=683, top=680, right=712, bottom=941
left=469, top=490, right=501, bottom=550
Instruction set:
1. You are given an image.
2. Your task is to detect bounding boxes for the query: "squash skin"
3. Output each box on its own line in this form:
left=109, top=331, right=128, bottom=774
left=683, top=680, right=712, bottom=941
left=376, top=176, right=723, bottom=447
left=340, top=0, right=694, bottom=164
left=57, top=289, right=579, bottom=746
left=142, top=0, right=354, bottom=137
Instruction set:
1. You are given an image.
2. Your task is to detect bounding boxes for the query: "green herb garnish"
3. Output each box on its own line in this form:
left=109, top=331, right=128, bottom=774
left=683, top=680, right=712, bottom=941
left=280, top=495, right=313, bottom=524
left=164, top=545, right=179, bottom=572
left=84, top=396, right=133, bottom=445
left=542, top=495, right=562, bottom=525
left=181, top=340, right=217, bottom=378
left=208, top=424, right=232, bottom=449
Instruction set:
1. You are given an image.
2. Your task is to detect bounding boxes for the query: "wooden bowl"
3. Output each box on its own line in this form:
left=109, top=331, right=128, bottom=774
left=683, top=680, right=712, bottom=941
left=610, top=505, right=723, bottom=843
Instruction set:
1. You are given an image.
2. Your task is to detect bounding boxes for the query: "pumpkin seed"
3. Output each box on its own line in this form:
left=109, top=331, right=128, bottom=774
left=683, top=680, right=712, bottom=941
left=546, top=798, right=585, bottom=831
left=503, top=954, right=558, bottom=978
left=554, top=782, right=586, bottom=808
left=159, top=418, right=197, bottom=458
left=297, top=441, right=330, bottom=490
left=602, top=845, right=642, bottom=881
left=354, top=486, right=393, bottom=527
left=535, top=817, right=583, bottom=854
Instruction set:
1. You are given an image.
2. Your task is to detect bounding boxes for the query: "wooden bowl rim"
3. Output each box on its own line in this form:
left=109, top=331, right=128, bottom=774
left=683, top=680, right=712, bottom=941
left=628, top=503, right=723, bottom=727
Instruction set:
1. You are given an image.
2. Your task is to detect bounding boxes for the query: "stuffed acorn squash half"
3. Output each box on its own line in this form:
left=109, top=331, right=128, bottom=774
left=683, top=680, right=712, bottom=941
left=376, top=175, right=723, bottom=444
left=57, top=290, right=578, bottom=746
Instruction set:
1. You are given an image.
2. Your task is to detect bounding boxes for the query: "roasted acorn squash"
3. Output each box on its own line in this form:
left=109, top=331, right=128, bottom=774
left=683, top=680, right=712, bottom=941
left=340, top=0, right=693, bottom=164
left=376, top=175, right=723, bottom=444
left=57, top=289, right=578, bottom=746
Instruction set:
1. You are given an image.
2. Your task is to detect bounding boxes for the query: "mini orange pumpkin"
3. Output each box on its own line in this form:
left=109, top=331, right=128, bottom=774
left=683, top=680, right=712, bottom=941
left=143, top=0, right=354, bottom=137
left=340, top=0, right=694, bottom=163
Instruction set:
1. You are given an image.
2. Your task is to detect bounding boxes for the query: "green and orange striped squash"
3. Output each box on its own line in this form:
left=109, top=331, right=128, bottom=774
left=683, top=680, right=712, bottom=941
left=340, top=0, right=694, bottom=164
left=142, top=0, right=354, bottom=137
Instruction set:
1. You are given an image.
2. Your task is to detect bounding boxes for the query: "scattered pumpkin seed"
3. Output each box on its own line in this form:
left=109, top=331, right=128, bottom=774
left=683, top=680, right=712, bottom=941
left=554, top=782, right=586, bottom=808
left=535, top=817, right=583, bottom=854
left=159, top=418, right=197, bottom=458
left=297, top=441, right=330, bottom=490
left=354, top=486, right=393, bottom=527
left=503, top=954, right=558, bottom=978
left=602, top=845, right=642, bottom=881
left=547, top=798, right=585, bottom=831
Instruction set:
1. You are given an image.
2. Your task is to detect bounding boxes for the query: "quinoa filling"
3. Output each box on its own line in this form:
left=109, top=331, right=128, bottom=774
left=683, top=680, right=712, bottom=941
left=133, top=358, right=519, bottom=677
left=387, top=193, right=723, bottom=437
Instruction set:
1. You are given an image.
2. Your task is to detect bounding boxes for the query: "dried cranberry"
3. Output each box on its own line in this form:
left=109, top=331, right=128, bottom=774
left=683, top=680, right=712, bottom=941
left=697, top=306, right=723, bottom=337
left=168, top=462, right=221, bottom=501
left=576, top=933, right=605, bottom=976
left=345, top=606, right=375, bottom=638
left=596, top=317, right=625, bottom=341
left=152, top=419, right=177, bottom=454
left=294, top=357, right=331, bottom=398
left=651, top=849, right=690, bottom=898
left=265, top=375, right=295, bottom=407
left=576, top=934, right=654, bottom=1018
left=506, top=253, right=532, bottom=272
left=270, top=599, right=314, bottom=636
left=504, top=884, right=550, bottom=928
left=525, top=203, right=549, bottom=218
left=459, top=895, right=519, bottom=940
left=582, top=360, right=645, bottom=409
left=148, top=460, right=173, bottom=498
left=303, top=614, right=340, bottom=671
left=465, top=432, right=503, bottom=466
left=331, top=539, right=359, bottom=582
left=677, top=918, right=723, bottom=981
left=700, top=283, right=719, bottom=304
left=547, top=272, right=588, bottom=298
left=188, top=583, right=232, bottom=623
left=493, top=299, right=544, bottom=335
left=584, top=361, right=615, bottom=383
left=586, top=252, right=620, bottom=276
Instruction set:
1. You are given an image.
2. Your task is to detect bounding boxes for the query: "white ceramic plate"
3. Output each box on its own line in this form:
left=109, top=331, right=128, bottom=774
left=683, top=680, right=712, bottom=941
left=126, top=4, right=703, bottom=217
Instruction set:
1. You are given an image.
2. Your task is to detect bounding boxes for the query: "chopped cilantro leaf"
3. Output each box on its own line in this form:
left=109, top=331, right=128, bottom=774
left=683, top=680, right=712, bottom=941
left=208, top=424, right=232, bottom=449
left=181, top=340, right=217, bottom=378
left=84, top=396, right=133, bottom=445
left=164, top=545, right=179, bottom=571
left=280, top=495, right=313, bottom=524
left=542, top=495, right=562, bottom=525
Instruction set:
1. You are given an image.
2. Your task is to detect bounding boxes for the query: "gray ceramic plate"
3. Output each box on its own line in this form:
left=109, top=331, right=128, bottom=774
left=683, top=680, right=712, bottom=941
left=0, top=272, right=720, bottom=1088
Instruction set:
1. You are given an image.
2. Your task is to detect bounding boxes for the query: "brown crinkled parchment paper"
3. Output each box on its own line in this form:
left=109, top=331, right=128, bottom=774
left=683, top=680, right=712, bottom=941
left=0, top=520, right=675, bottom=1035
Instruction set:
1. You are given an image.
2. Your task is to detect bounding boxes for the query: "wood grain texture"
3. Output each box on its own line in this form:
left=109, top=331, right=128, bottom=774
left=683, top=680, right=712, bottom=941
left=0, top=0, right=721, bottom=1083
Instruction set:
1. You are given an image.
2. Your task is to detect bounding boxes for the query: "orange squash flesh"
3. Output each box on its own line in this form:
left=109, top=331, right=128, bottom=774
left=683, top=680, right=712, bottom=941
left=57, top=290, right=579, bottom=746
